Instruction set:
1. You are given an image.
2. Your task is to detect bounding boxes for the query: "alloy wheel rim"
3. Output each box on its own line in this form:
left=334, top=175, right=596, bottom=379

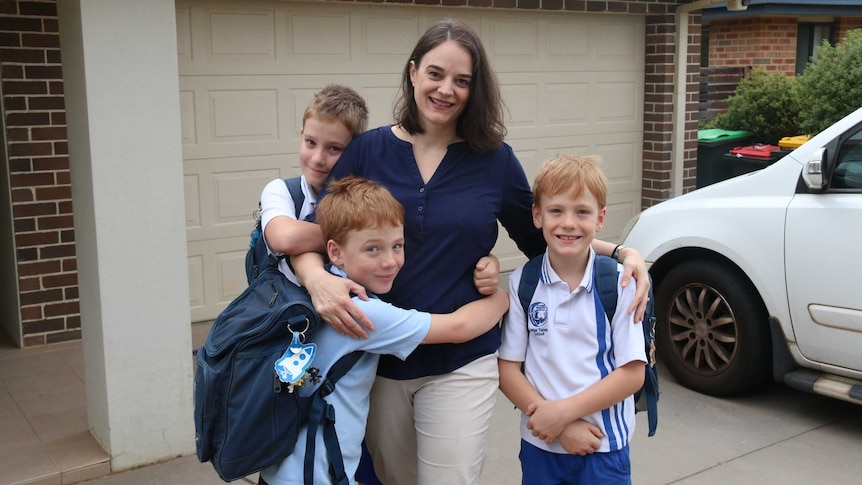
left=667, top=283, right=738, bottom=375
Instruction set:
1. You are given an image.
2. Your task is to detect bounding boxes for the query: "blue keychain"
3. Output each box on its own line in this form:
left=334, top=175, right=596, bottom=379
left=274, top=331, right=317, bottom=385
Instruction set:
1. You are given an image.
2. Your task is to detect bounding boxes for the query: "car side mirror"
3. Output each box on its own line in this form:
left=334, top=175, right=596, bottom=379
left=802, top=147, right=827, bottom=192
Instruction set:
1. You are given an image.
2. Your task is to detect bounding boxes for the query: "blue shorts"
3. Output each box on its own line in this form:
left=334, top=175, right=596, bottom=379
left=519, top=440, right=632, bottom=485
left=354, top=440, right=383, bottom=485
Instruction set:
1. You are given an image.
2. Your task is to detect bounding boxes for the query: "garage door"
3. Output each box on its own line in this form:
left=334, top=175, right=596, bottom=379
left=177, top=0, right=645, bottom=322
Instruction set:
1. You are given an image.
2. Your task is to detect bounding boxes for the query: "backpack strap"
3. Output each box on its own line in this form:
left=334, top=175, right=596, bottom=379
left=642, top=347, right=659, bottom=436
left=592, top=255, right=619, bottom=323
left=517, top=255, right=544, bottom=317
left=280, top=176, right=307, bottom=276
left=303, top=351, right=364, bottom=485
left=594, top=255, right=659, bottom=437
left=284, top=176, right=305, bottom=219
left=518, top=254, right=618, bottom=323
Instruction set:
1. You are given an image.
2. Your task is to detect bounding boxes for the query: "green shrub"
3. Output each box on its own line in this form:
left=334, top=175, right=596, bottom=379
left=706, top=67, right=802, bottom=144
left=797, top=29, right=862, bottom=135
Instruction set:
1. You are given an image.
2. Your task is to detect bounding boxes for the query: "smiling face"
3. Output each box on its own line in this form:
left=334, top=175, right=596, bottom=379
left=533, top=187, right=606, bottom=267
left=299, top=116, right=353, bottom=195
left=409, top=40, right=473, bottom=132
left=326, top=224, right=405, bottom=295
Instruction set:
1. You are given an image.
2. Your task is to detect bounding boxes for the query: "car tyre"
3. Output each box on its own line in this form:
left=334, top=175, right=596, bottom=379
left=655, top=260, right=770, bottom=396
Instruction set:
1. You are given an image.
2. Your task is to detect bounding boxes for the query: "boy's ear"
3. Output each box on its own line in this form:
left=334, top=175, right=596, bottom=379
left=532, top=203, right=542, bottom=229
left=596, top=207, right=607, bottom=232
left=326, top=240, right=343, bottom=266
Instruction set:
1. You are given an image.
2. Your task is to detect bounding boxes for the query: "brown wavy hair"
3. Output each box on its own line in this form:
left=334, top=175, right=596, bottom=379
left=394, top=19, right=506, bottom=153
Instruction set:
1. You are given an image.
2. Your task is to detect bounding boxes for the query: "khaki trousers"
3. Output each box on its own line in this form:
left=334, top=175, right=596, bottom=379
left=364, top=353, right=499, bottom=485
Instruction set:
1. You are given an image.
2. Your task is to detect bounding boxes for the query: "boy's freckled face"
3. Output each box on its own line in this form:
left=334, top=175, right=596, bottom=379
left=299, top=116, right=353, bottom=194
left=327, top=225, right=405, bottom=295
left=533, top=188, right=606, bottom=261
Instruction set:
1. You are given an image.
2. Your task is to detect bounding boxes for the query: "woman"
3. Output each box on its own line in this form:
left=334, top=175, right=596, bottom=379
left=292, top=19, right=650, bottom=485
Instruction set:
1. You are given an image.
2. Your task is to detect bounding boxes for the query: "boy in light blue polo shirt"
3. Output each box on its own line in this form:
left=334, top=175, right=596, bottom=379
left=498, top=155, right=646, bottom=485
left=260, top=176, right=509, bottom=485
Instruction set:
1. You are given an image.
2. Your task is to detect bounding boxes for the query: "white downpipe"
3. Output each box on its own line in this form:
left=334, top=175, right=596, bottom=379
left=672, top=0, right=730, bottom=197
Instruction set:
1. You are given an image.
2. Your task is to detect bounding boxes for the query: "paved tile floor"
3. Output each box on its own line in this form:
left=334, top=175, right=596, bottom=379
left=0, top=334, right=109, bottom=485
left=0, top=323, right=220, bottom=485
left=0, top=321, right=521, bottom=485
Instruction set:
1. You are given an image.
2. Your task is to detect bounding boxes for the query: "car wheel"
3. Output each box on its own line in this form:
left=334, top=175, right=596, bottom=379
left=655, top=260, right=770, bottom=396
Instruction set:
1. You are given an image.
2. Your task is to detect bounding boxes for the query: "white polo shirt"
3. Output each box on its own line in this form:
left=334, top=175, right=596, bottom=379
left=259, top=176, right=318, bottom=286
left=499, top=249, right=646, bottom=453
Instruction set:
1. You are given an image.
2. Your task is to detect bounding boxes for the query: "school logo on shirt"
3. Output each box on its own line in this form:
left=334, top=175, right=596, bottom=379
left=528, top=301, right=548, bottom=336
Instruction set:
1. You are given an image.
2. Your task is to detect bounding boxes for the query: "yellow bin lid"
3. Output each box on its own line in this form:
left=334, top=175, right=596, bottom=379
left=778, top=134, right=811, bottom=148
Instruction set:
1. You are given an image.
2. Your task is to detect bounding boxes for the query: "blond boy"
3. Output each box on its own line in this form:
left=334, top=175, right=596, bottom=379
left=498, top=155, right=646, bottom=485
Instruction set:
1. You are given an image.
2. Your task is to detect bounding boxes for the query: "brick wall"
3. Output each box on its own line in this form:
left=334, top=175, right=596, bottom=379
left=699, top=66, right=748, bottom=123
left=1, top=0, right=79, bottom=347
left=836, top=17, right=862, bottom=43
left=643, top=11, right=697, bottom=203
left=708, top=17, right=798, bottom=76
left=1, top=0, right=690, bottom=346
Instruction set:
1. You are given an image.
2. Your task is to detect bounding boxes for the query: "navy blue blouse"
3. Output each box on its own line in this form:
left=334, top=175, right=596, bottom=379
left=323, top=126, right=545, bottom=379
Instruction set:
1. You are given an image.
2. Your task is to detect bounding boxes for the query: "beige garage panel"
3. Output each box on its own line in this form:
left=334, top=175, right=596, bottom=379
left=177, top=0, right=644, bottom=322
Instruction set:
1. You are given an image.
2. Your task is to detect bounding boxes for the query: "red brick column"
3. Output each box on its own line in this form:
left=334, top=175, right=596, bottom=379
left=1, top=0, right=79, bottom=346
left=642, top=11, right=695, bottom=206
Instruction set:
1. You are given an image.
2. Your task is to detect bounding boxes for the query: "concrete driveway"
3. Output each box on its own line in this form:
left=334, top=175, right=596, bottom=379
left=482, top=363, right=862, bottom=484
left=81, top=363, right=862, bottom=485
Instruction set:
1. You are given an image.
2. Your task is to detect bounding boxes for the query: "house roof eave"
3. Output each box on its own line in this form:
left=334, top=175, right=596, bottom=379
left=703, top=0, right=862, bottom=19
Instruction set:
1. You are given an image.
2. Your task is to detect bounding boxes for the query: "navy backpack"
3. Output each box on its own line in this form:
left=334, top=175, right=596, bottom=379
left=517, top=254, right=659, bottom=436
left=194, top=265, right=362, bottom=483
left=195, top=174, right=362, bottom=482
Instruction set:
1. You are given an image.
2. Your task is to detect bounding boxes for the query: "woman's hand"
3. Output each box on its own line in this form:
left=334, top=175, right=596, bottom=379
left=474, top=254, right=500, bottom=296
left=618, top=246, right=650, bottom=323
left=303, top=271, right=373, bottom=339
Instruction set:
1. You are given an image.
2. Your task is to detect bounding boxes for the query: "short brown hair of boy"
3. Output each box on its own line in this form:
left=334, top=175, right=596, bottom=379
left=532, top=155, right=608, bottom=210
left=303, top=84, right=369, bottom=137
left=316, top=176, right=405, bottom=245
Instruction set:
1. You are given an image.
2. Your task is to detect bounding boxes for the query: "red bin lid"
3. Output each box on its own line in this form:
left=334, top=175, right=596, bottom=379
left=729, top=144, right=781, bottom=159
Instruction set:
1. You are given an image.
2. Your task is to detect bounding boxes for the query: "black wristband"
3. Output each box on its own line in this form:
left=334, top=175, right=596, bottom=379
left=612, top=244, right=625, bottom=261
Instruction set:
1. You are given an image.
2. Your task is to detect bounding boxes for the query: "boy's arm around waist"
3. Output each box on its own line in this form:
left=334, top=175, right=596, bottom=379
left=422, top=290, right=508, bottom=344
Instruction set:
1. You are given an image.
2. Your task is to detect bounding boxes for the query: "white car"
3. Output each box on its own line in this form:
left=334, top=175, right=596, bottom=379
left=622, top=106, right=862, bottom=404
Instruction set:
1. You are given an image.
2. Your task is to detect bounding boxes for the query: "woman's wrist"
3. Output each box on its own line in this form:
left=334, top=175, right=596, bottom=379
left=290, top=252, right=326, bottom=286
left=614, top=245, right=635, bottom=263
left=611, top=244, right=625, bottom=261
